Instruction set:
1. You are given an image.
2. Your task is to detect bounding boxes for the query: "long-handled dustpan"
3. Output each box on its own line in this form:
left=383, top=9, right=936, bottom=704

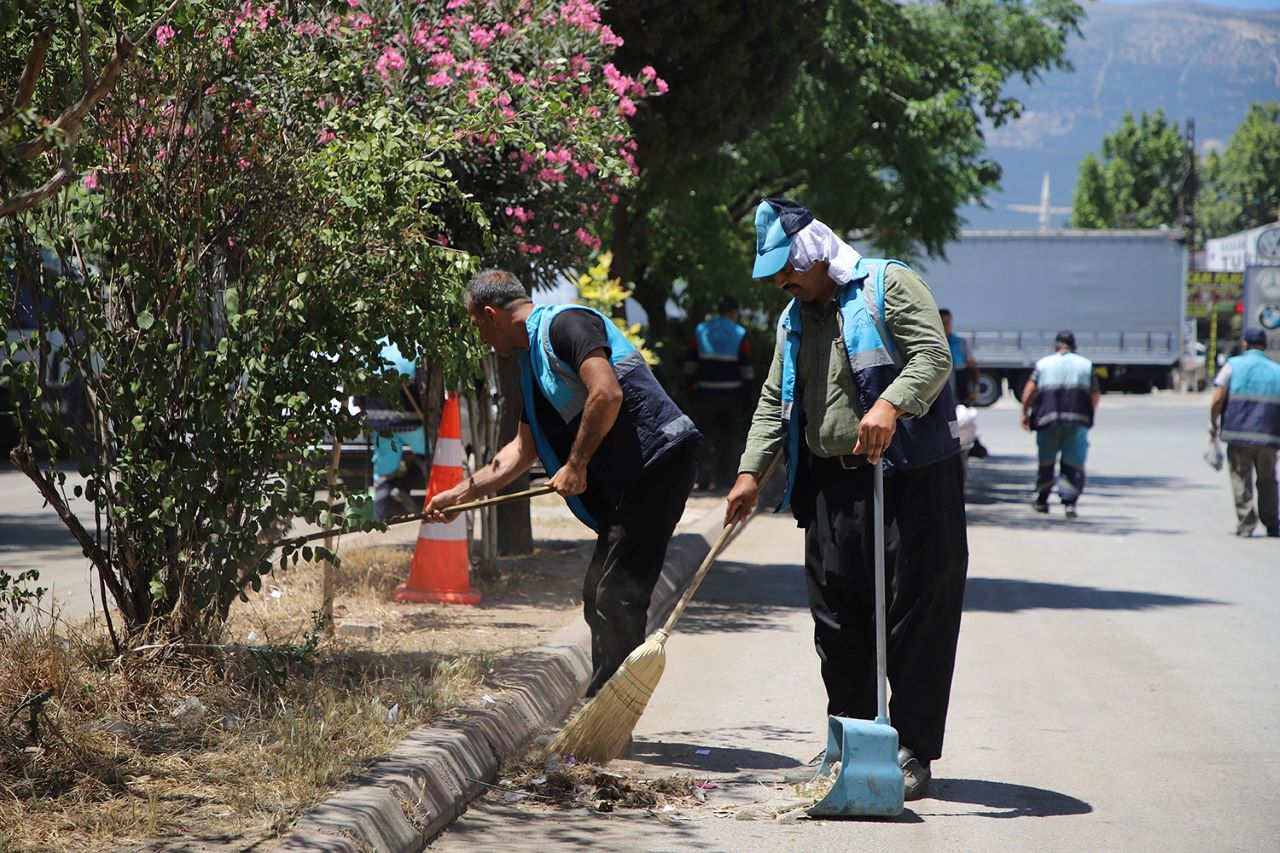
left=807, top=463, right=905, bottom=818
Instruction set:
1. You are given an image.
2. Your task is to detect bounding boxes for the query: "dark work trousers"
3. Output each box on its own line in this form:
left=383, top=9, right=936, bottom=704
left=692, top=393, right=748, bottom=489
left=582, top=440, right=699, bottom=695
left=803, top=452, right=969, bottom=762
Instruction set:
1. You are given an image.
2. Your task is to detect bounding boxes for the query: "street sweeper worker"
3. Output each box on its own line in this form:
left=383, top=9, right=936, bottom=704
left=423, top=269, right=702, bottom=695
left=724, top=198, right=969, bottom=801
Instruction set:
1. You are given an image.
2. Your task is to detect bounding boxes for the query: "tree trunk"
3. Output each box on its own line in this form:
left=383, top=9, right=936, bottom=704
left=494, top=354, right=533, bottom=556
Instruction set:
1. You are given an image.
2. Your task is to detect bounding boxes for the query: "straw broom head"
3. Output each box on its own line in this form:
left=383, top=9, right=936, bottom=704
left=547, top=630, right=669, bottom=764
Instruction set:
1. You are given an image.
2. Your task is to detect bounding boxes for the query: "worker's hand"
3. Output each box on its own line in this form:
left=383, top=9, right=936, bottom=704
left=1209, top=423, right=1219, bottom=438
left=423, top=484, right=469, bottom=522
left=547, top=462, right=588, bottom=497
left=724, top=472, right=760, bottom=526
left=852, top=398, right=900, bottom=465
left=1020, top=411, right=1032, bottom=431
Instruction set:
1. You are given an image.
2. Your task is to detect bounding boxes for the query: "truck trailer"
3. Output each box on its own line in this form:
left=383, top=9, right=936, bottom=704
left=918, top=230, right=1187, bottom=406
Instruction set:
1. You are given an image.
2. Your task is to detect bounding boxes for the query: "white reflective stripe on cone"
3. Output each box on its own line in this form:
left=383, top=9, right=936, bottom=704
left=432, top=438, right=465, bottom=468
left=419, top=516, right=466, bottom=542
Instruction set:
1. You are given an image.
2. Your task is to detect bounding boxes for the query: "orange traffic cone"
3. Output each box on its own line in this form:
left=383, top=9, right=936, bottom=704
left=393, top=392, right=481, bottom=605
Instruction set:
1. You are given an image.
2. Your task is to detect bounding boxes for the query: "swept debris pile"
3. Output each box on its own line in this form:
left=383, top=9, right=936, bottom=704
left=493, top=754, right=711, bottom=815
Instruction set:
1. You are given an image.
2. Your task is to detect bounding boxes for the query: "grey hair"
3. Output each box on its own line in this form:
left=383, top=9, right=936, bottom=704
left=466, top=269, right=531, bottom=311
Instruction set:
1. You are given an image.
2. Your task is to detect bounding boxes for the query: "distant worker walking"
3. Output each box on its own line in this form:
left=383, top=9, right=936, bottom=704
left=685, top=295, right=754, bottom=490
left=1209, top=328, right=1280, bottom=538
left=1021, top=331, right=1100, bottom=518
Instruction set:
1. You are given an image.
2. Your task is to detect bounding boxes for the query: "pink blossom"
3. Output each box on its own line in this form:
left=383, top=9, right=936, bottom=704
left=426, top=70, right=452, bottom=88
left=575, top=228, right=601, bottom=251
left=346, top=0, right=359, bottom=6
left=616, top=96, right=636, bottom=117
left=446, top=0, right=468, bottom=8
left=469, top=25, right=495, bottom=49
left=318, top=128, right=336, bottom=144
left=655, top=77, right=669, bottom=95
left=518, top=242, right=544, bottom=255
left=155, top=25, right=176, bottom=47
left=602, top=63, right=630, bottom=97
left=81, top=172, right=99, bottom=190
left=237, top=157, right=251, bottom=170
left=538, top=167, right=566, bottom=183
left=641, top=65, right=657, bottom=82
left=506, top=70, right=527, bottom=86
left=430, top=50, right=456, bottom=68
left=599, top=24, right=623, bottom=48
left=375, top=47, right=406, bottom=81
left=505, top=205, right=533, bottom=223
left=493, top=22, right=513, bottom=37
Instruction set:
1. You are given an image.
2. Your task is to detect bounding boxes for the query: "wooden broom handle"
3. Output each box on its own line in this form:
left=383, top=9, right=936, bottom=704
left=280, top=485, right=555, bottom=547
left=658, top=452, right=783, bottom=636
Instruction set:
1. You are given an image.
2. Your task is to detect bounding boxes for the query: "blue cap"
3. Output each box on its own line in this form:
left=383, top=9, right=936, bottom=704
left=752, top=197, right=813, bottom=278
left=1244, top=328, right=1267, bottom=345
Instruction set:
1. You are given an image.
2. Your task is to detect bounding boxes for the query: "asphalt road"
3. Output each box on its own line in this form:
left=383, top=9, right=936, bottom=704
left=429, top=393, right=1280, bottom=852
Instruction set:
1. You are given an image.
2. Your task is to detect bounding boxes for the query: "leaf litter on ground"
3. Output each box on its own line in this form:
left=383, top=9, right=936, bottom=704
left=495, top=752, right=708, bottom=818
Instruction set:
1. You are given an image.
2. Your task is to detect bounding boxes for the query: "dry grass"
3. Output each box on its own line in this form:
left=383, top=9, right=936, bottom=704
left=0, top=578, right=487, bottom=852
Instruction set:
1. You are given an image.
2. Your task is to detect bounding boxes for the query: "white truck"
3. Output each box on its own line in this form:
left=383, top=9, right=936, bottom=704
left=918, top=230, right=1188, bottom=406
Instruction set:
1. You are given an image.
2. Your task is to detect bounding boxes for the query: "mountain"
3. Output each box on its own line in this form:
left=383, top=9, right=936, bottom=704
left=960, top=1, right=1280, bottom=230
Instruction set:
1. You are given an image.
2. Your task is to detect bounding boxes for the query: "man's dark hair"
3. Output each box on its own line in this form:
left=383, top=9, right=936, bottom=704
left=717, top=295, right=739, bottom=314
left=939, top=308, right=952, bottom=320
left=466, top=269, right=530, bottom=311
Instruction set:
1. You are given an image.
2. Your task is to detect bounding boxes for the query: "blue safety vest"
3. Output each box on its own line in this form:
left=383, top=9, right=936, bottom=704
left=694, top=316, right=748, bottom=393
left=1221, top=349, right=1280, bottom=448
left=1029, top=351, right=1095, bottom=430
left=947, top=332, right=968, bottom=369
left=520, top=305, right=699, bottom=530
left=776, top=258, right=961, bottom=511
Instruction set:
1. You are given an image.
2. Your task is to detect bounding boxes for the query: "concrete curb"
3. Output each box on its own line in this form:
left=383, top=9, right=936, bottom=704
left=272, top=494, right=776, bottom=853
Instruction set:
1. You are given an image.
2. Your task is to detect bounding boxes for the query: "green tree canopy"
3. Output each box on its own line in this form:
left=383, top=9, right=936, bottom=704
left=1197, top=102, right=1280, bottom=241
left=1070, top=109, right=1189, bottom=230
left=603, top=0, right=1083, bottom=349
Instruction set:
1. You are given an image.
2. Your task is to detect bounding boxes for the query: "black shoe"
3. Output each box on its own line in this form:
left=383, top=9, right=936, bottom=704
left=1030, top=499, right=1049, bottom=514
left=968, top=439, right=989, bottom=459
left=898, top=747, right=931, bottom=801
left=1064, top=503, right=1078, bottom=519
left=1267, top=526, right=1280, bottom=538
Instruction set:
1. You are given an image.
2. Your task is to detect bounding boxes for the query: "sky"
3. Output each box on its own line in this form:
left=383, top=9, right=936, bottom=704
left=1105, top=0, right=1280, bottom=7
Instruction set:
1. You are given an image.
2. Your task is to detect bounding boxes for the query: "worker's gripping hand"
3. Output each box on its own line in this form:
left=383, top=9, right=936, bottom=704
left=547, top=463, right=588, bottom=497
left=725, top=472, right=760, bottom=527
left=423, top=486, right=467, bottom=523
left=1020, top=412, right=1032, bottom=432
left=852, top=398, right=900, bottom=465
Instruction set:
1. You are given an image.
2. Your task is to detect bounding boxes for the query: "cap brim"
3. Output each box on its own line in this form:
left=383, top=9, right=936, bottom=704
left=752, top=244, right=790, bottom=279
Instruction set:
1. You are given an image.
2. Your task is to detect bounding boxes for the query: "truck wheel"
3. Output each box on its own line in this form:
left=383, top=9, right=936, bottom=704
left=974, top=372, right=1002, bottom=407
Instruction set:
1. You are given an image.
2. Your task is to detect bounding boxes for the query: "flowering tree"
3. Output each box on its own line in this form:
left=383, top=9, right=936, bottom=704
left=1, top=0, right=650, bottom=641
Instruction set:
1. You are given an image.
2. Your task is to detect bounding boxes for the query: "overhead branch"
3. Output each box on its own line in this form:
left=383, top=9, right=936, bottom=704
left=12, top=0, right=183, bottom=161
left=0, top=151, right=74, bottom=217
left=11, top=24, right=55, bottom=111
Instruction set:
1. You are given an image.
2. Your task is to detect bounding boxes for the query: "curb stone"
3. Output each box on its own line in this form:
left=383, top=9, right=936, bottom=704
left=272, top=494, right=775, bottom=853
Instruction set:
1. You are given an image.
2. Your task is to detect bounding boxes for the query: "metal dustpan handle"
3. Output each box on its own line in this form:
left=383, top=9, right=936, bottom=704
left=873, top=463, right=889, bottom=724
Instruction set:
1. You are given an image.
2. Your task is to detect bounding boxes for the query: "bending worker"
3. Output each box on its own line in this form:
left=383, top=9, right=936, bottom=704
left=1209, top=328, right=1280, bottom=538
left=725, top=198, right=968, bottom=801
left=685, top=295, right=754, bottom=490
left=424, top=270, right=702, bottom=694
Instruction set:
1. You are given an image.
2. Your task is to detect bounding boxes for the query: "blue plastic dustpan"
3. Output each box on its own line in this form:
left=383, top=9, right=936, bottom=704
left=806, top=714, right=904, bottom=817
left=807, top=465, right=904, bottom=818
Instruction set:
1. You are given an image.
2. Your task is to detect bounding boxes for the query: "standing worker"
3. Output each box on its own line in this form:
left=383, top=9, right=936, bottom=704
left=1209, top=328, right=1280, bottom=538
left=1020, top=331, right=1100, bottom=518
left=939, top=309, right=979, bottom=405
left=424, top=270, right=702, bottom=694
left=685, top=295, right=754, bottom=490
left=725, top=198, right=967, bottom=801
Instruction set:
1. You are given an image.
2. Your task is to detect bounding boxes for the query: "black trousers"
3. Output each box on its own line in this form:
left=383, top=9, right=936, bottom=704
left=802, top=452, right=969, bottom=762
left=692, top=393, right=748, bottom=489
left=582, top=440, right=699, bottom=695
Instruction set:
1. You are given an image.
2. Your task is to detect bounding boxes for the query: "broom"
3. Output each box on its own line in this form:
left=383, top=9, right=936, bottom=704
left=547, top=453, right=782, bottom=764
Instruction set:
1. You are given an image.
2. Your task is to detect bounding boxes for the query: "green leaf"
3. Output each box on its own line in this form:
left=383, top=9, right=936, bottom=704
left=137, top=311, right=155, bottom=330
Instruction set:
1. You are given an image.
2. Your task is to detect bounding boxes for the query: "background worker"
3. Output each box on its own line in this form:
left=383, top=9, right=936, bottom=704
left=1021, top=330, right=1100, bottom=518
left=1209, top=328, right=1280, bottom=538
left=725, top=198, right=967, bottom=801
left=685, top=295, right=754, bottom=490
left=940, top=308, right=988, bottom=459
left=357, top=340, right=428, bottom=520
left=424, top=270, right=702, bottom=694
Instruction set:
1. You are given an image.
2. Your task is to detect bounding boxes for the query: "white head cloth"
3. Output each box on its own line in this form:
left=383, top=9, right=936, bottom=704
left=788, top=219, right=863, bottom=284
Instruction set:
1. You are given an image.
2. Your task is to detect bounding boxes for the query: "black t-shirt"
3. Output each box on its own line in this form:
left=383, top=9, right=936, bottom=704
left=521, top=309, right=613, bottom=515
